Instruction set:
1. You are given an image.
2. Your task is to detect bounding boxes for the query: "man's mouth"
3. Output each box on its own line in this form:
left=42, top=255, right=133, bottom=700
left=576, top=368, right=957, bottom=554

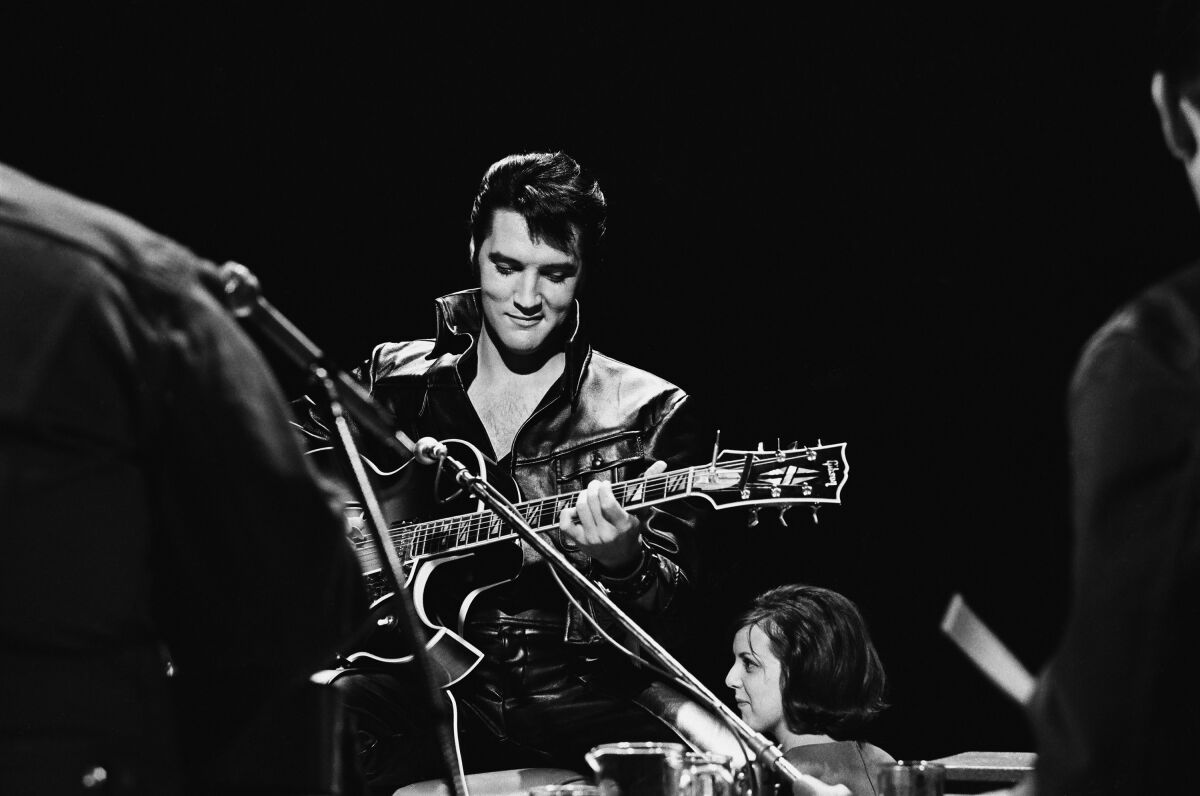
left=506, top=314, right=543, bottom=327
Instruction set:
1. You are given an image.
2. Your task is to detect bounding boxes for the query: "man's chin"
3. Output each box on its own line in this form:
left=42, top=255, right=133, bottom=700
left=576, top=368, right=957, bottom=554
left=500, top=341, right=547, bottom=357
left=495, top=331, right=550, bottom=356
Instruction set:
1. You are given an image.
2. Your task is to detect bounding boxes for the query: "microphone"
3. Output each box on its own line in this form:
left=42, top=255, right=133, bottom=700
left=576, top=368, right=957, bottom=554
left=414, top=437, right=447, bottom=466
left=212, top=260, right=260, bottom=318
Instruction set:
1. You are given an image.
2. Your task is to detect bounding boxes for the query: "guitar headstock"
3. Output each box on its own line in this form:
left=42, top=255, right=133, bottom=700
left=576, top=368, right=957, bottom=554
left=691, top=442, right=848, bottom=510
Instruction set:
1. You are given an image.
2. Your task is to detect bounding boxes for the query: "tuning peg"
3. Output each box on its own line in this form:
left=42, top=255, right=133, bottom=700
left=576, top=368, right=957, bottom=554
left=747, top=507, right=760, bottom=528
left=811, top=505, right=821, bottom=524
left=756, top=441, right=765, bottom=452
left=709, top=429, right=721, bottom=470
left=779, top=506, right=791, bottom=527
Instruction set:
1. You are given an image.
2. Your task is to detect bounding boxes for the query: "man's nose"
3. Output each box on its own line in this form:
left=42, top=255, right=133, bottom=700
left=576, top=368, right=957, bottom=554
left=513, top=272, right=541, bottom=314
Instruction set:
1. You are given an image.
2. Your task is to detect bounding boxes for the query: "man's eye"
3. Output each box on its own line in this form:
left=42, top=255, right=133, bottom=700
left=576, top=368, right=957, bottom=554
left=495, top=265, right=514, bottom=275
left=544, top=273, right=567, bottom=283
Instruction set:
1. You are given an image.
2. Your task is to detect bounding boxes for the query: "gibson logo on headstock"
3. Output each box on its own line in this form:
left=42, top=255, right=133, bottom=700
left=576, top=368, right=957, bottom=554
left=824, top=459, right=841, bottom=487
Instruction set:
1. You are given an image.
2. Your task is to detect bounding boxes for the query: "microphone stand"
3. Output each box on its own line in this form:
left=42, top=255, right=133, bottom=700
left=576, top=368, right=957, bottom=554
left=218, top=263, right=469, bottom=796
left=418, top=441, right=823, bottom=795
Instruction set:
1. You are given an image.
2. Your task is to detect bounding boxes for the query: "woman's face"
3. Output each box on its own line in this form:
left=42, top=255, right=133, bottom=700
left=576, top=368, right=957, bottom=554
left=725, top=623, right=787, bottom=737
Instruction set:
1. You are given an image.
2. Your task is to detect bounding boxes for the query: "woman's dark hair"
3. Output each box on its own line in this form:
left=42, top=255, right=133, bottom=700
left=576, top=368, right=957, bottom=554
left=468, top=151, right=606, bottom=272
left=737, top=584, right=888, bottom=737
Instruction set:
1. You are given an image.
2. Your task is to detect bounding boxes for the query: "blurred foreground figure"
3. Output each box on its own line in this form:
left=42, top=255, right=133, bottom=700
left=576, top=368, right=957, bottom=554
left=1016, top=4, right=1200, bottom=794
left=0, top=162, right=364, bottom=795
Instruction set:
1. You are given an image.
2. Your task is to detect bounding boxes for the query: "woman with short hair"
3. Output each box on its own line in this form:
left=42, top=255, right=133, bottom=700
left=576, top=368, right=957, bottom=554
left=726, top=584, right=894, bottom=795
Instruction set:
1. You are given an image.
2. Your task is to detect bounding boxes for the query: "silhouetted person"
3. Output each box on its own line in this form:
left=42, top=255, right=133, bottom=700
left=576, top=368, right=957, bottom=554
left=1015, top=4, right=1200, bottom=793
left=0, top=162, right=364, bottom=795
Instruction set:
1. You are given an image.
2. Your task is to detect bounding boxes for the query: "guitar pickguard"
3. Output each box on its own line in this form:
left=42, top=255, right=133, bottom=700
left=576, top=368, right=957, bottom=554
left=318, top=440, right=526, bottom=681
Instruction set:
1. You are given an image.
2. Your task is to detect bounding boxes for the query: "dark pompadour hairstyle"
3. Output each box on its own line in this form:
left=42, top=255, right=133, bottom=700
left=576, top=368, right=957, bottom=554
left=468, top=151, right=606, bottom=271
left=737, top=584, right=888, bottom=737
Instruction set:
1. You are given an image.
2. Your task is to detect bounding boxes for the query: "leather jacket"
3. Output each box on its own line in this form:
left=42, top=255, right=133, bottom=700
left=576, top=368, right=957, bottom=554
left=339, top=289, right=709, bottom=644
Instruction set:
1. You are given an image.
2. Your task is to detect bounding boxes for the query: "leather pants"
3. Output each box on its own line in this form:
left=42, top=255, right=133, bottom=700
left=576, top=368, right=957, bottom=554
left=334, top=610, right=683, bottom=796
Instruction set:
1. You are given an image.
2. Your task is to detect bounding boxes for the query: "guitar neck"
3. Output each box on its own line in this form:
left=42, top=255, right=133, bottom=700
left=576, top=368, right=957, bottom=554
left=350, top=441, right=847, bottom=574
left=390, top=468, right=697, bottom=559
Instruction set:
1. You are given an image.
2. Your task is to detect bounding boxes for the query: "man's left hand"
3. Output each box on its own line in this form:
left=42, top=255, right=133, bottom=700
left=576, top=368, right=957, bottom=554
left=558, top=460, right=669, bottom=572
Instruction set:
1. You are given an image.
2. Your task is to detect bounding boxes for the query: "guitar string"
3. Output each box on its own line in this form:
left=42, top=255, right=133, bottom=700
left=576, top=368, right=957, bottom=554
left=352, top=452, right=834, bottom=563
left=351, top=471, right=687, bottom=566
left=355, top=474, right=678, bottom=564
left=397, top=472, right=680, bottom=551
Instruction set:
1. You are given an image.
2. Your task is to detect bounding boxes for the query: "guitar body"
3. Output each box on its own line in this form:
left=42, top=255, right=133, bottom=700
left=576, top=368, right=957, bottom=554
left=315, top=440, right=525, bottom=686
left=347, top=543, right=524, bottom=681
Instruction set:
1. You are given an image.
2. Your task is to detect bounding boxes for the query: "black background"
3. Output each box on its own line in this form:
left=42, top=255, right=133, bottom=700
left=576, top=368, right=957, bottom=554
left=5, top=6, right=1198, bottom=762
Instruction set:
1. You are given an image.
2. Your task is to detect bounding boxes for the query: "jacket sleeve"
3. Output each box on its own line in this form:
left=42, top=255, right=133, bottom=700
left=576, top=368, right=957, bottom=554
left=289, top=344, right=430, bottom=478
left=287, top=353, right=376, bottom=449
left=595, top=389, right=712, bottom=624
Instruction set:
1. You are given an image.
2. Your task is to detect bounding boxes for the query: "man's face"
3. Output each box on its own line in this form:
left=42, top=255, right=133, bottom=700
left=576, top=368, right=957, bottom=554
left=476, top=208, right=582, bottom=358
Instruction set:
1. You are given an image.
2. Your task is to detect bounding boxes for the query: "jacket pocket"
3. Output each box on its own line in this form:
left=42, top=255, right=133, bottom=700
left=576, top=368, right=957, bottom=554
left=553, top=432, right=645, bottom=491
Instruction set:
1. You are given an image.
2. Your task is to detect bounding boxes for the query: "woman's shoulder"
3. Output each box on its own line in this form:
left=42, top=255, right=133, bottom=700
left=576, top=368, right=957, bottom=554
left=856, top=740, right=895, bottom=766
left=784, top=741, right=889, bottom=794
left=784, top=739, right=891, bottom=763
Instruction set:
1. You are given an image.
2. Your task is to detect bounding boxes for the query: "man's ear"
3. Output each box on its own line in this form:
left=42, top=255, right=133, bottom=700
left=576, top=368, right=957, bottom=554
left=1152, top=70, right=1200, bottom=162
left=468, top=239, right=478, bottom=276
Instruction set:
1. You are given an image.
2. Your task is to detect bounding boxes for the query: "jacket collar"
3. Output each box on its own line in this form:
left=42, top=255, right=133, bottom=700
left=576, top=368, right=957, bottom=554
left=429, top=288, right=591, bottom=402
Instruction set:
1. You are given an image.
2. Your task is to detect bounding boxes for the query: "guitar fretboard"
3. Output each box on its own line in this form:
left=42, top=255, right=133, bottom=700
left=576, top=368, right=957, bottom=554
left=352, top=468, right=696, bottom=573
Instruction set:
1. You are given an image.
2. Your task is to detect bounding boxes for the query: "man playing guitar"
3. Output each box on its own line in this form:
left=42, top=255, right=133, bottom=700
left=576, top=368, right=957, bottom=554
left=304, top=151, right=718, bottom=793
